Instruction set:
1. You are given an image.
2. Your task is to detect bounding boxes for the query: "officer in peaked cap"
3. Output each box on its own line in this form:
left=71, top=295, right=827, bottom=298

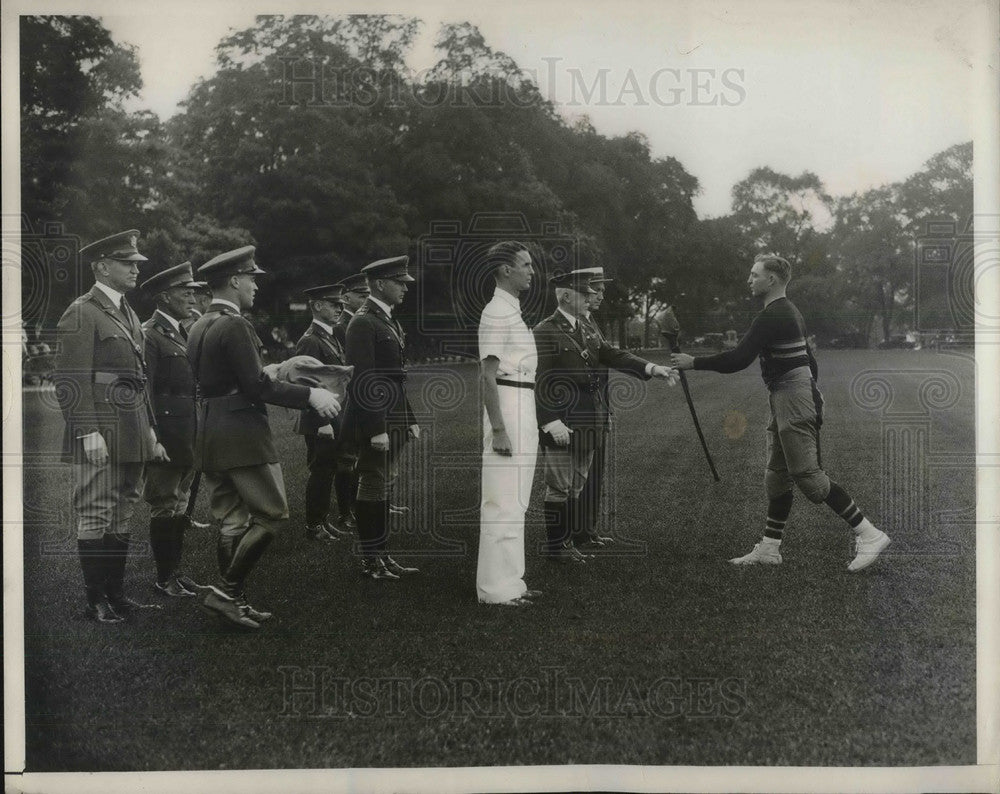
left=533, top=266, right=677, bottom=564
left=181, top=281, right=214, bottom=530
left=573, top=267, right=618, bottom=550
left=54, top=229, right=169, bottom=623
left=186, top=281, right=213, bottom=326
left=342, top=255, right=421, bottom=580
left=330, top=273, right=369, bottom=534
left=294, top=283, right=352, bottom=542
left=138, top=262, right=204, bottom=598
left=187, top=245, right=341, bottom=629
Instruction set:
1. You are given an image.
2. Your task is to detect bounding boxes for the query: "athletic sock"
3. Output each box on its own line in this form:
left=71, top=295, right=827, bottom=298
left=824, top=481, right=871, bottom=534
left=764, top=491, right=794, bottom=542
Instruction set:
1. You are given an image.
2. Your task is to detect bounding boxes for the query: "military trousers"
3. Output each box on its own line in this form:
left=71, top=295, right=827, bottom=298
left=542, top=427, right=597, bottom=503
left=72, top=461, right=145, bottom=540
left=476, top=383, right=538, bottom=604
left=355, top=428, right=408, bottom=502
left=203, top=463, right=289, bottom=537
left=143, top=463, right=196, bottom=518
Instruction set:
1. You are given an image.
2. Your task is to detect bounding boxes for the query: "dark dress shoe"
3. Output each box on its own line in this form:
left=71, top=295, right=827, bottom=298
left=323, top=519, right=353, bottom=538
left=568, top=543, right=594, bottom=560
left=236, top=595, right=272, bottom=622
left=200, top=588, right=260, bottom=629
left=175, top=573, right=207, bottom=594
left=521, top=589, right=543, bottom=599
left=155, top=578, right=196, bottom=598
left=361, top=557, right=399, bottom=580
left=108, top=595, right=163, bottom=613
left=388, top=504, right=410, bottom=516
left=84, top=599, right=124, bottom=624
left=305, top=524, right=340, bottom=542
left=188, top=518, right=212, bottom=530
left=382, top=555, right=419, bottom=576
left=545, top=544, right=586, bottom=564
left=337, top=513, right=357, bottom=529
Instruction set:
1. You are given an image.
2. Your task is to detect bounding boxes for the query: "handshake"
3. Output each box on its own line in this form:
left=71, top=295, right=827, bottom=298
left=650, top=364, right=680, bottom=386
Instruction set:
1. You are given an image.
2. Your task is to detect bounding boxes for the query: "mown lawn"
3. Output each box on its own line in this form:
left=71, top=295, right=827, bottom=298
left=20, top=349, right=976, bottom=770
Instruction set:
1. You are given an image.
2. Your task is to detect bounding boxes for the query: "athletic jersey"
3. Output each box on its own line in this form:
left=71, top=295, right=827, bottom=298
left=693, top=297, right=818, bottom=389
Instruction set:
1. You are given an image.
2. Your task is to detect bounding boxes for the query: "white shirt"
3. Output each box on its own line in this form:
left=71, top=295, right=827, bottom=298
left=312, top=319, right=334, bottom=335
left=556, top=306, right=578, bottom=329
left=213, top=297, right=241, bottom=314
left=155, top=309, right=182, bottom=333
left=478, top=287, right=537, bottom=381
left=368, top=296, right=393, bottom=317
left=94, top=281, right=125, bottom=308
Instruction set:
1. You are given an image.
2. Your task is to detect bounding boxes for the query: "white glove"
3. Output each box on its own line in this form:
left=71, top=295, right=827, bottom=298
left=316, top=424, right=335, bottom=439
left=308, top=388, right=341, bottom=420
left=81, top=432, right=109, bottom=466
left=371, top=432, right=390, bottom=452
left=651, top=365, right=680, bottom=386
left=408, top=424, right=420, bottom=440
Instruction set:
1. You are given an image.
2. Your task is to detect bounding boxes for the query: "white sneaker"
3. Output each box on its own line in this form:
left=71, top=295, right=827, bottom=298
left=728, top=542, right=782, bottom=566
left=847, top=530, right=891, bottom=572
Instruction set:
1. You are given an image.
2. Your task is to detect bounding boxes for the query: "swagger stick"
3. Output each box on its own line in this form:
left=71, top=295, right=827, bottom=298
left=659, top=305, right=720, bottom=482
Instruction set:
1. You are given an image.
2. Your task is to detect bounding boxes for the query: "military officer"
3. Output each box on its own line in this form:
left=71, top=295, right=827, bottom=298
left=54, top=229, right=168, bottom=623
left=576, top=267, right=616, bottom=549
left=294, top=283, right=352, bottom=542
left=342, top=256, right=420, bottom=580
left=185, top=282, right=212, bottom=327
left=182, top=281, right=212, bottom=529
left=139, top=262, right=203, bottom=597
left=329, top=272, right=370, bottom=527
left=188, top=246, right=341, bottom=629
left=533, top=270, right=677, bottom=563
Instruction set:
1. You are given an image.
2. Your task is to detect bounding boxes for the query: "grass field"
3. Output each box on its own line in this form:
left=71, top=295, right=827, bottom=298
left=19, top=349, right=977, bottom=770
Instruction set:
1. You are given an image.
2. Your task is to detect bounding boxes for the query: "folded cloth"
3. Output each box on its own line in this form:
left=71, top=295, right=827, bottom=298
left=263, top=355, right=353, bottom=402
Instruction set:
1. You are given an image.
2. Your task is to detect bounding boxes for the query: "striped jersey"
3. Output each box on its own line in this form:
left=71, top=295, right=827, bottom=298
left=693, top=297, right=818, bottom=389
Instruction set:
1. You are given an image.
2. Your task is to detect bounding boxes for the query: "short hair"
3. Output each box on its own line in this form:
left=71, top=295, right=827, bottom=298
left=488, top=241, right=529, bottom=277
left=755, top=253, right=791, bottom=283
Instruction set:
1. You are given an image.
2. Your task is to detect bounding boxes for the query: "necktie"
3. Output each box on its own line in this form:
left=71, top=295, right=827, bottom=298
left=180, top=323, right=189, bottom=342
left=120, top=298, right=134, bottom=333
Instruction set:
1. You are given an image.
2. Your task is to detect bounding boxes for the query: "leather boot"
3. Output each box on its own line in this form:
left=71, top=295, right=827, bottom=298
left=79, top=539, right=123, bottom=622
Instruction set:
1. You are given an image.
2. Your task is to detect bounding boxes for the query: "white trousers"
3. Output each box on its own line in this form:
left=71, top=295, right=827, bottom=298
left=476, top=385, right=539, bottom=603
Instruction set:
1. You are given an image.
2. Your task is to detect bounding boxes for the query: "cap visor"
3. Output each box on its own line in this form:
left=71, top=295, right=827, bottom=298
left=398, top=274, right=416, bottom=282
left=112, top=253, right=148, bottom=262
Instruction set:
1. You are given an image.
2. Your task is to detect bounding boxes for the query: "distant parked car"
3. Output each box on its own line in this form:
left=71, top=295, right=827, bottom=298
left=877, top=335, right=917, bottom=350
left=826, top=333, right=868, bottom=349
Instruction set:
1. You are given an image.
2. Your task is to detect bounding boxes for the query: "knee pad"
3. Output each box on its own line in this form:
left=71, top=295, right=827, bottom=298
left=765, top=469, right=793, bottom=500
left=792, top=470, right=831, bottom=504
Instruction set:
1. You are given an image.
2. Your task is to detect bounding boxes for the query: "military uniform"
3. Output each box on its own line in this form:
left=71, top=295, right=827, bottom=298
left=329, top=273, right=368, bottom=525
left=181, top=281, right=212, bottom=527
left=533, top=272, right=655, bottom=561
left=188, top=246, right=315, bottom=628
left=54, top=230, right=160, bottom=623
left=342, top=257, right=418, bottom=579
left=294, top=284, right=350, bottom=540
left=139, top=262, right=201, bottom=597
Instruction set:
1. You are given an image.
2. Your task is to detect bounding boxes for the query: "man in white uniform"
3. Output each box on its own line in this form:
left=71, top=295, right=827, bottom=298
left=476, top=242, right=541, bottom=606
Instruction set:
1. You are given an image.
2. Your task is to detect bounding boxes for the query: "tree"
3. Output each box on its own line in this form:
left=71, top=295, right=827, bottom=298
left=730, top=167, right=834, bottom=274
left=20, top=16, right=143, bottom=231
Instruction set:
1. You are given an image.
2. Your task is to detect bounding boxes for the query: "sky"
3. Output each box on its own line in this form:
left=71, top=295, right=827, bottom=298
left=77, top=1, right=986, bottom=218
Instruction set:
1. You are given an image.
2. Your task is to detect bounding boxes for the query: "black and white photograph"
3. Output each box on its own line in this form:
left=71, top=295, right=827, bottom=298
left=3, top=0, right=998, bottom=791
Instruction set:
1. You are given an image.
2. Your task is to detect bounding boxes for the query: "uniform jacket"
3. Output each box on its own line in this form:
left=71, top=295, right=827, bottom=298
left=332, top=309, right=353, bottom=349
left=342, top=299, right=415, bottom=441
left=54, top=285, right=155, bottom=464
left=581, top=313, right=612, bottom=416
left=533, top=309, right=650, bottom=447
left=143, top=311, right=196, bottom=467
left=293, top=321, right=346, bottom=436
left=187, top=302, right=311, bottom=471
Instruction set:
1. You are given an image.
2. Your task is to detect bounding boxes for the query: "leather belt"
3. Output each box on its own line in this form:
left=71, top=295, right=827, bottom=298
left=496, top=378, right=534, bottom=390
left=94, top=371, right=146, bottom=388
